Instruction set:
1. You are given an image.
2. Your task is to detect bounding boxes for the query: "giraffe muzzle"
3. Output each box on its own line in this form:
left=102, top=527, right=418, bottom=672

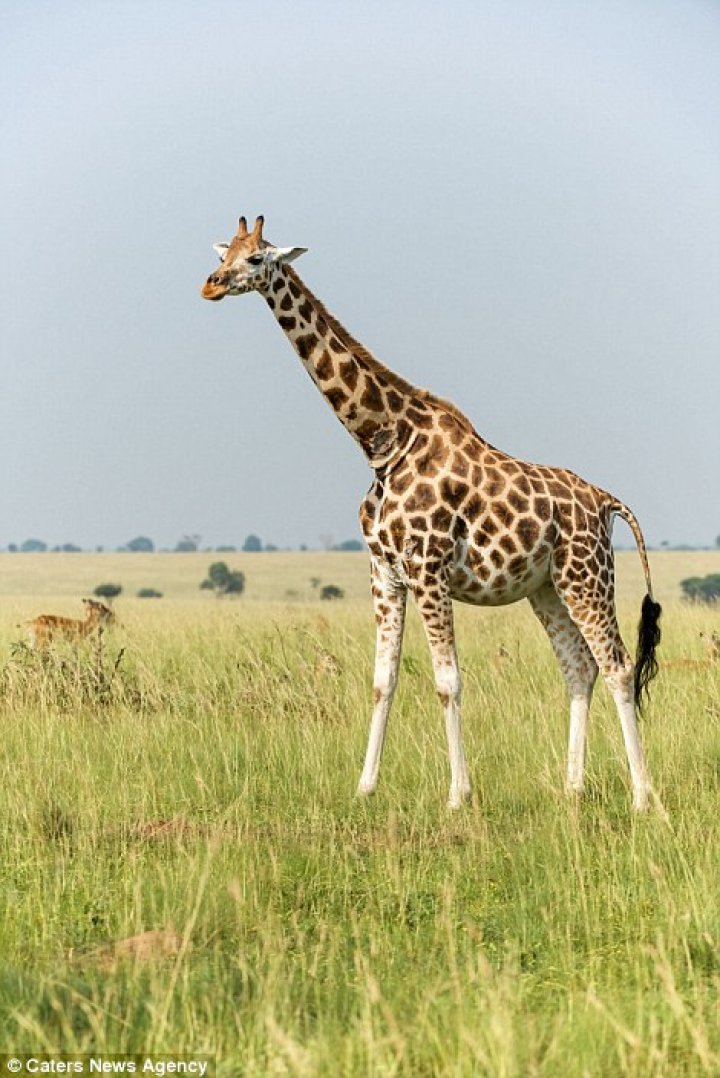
left=201, top=276, right=228, bottom=301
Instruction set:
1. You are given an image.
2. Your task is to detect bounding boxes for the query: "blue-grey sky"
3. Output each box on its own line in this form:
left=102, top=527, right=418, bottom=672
left=1, top=0, right=718, bottom=550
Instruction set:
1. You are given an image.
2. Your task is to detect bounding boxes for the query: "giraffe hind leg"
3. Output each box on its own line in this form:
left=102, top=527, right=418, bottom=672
left=556, top=584, right=653, bottom=811
left=528, top=584, right=598, bottom=796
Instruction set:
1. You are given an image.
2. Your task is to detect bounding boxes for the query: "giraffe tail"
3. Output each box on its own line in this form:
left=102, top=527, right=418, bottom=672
left=612, top=500, right=662, bottom=712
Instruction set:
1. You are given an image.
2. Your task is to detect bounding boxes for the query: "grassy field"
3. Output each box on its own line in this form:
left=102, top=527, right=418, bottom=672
left=0, top=550, right=718, bottom=1075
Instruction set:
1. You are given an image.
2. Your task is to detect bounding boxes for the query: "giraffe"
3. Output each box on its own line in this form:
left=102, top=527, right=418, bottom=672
left=201, top=215, right=662, bottom=812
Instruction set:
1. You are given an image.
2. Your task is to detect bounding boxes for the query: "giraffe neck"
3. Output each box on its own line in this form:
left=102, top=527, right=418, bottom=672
left=262, top=266, right=423, bottom=470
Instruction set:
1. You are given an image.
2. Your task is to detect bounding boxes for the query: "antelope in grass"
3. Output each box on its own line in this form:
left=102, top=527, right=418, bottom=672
left=664, top=631, right=720, bottom=671
left=23, top=598, right=115, bottom=650
left=700, top=631, right=720, bottom=662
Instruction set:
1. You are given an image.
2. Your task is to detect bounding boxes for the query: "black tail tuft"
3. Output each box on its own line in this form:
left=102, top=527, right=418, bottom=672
left=634, top=594, right=662, bottom=713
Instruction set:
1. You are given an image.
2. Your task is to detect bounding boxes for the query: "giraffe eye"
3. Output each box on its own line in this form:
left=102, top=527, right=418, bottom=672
left=247, top=254, right=264, bottom=266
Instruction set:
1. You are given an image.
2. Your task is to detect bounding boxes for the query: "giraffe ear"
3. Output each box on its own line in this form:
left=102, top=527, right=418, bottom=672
left=272, top=246, right=308, bottom=264
left=213, top=242, right=230, bottom=261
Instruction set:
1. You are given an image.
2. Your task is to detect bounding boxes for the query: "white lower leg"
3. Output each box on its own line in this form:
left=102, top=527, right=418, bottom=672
left=358, top=564, right=406, bottom=798
left=437, top=665, right=471, bottom=809
left=357, top=690, right=393, bottom=796
left=415, top=586, right=471, bottom=808
left=445, top=699, right=472, bottom=809
left=613, top=689, right=651, bottom=811
left=566, top=694, right=590, bottom=793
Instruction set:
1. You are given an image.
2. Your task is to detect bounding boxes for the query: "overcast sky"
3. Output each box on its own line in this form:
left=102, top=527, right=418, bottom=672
left=1, top=0, right=718, bottom=550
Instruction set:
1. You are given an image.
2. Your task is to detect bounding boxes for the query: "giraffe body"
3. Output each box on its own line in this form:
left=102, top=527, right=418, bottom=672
left=201, top=216, right=662, bottom=812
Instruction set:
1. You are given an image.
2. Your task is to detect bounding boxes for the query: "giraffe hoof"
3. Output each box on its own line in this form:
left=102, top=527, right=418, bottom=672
left=356, top=783, right=376, bottom=799
left=447, top=790, right=473, bottom=811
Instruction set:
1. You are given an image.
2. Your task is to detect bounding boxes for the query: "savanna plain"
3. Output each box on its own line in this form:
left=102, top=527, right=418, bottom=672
left=0, top=550, right=718, bottom=1076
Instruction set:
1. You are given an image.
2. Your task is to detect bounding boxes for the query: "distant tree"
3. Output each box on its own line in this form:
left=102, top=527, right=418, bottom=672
left=223, top=572, right=246, bottom=595
left=58, top=543, right=82, bottom=553
left=320, top=584, right=344, bottom=601
left=7, top=544, right=17, bottom=553
left=680, top=574, right=720, bottom=604
left=175, top=534, right=201, bottom=552
left=127, top=536, right=155, bottom=553
left=334, top=539, right=363, bottom=551
left=200, top=561, right=245, bottom=598
left=137, top=587, right=163, bottom=598
left=216, top=545, right=237, bottom=553
left=716, top=535, right=720, bottom=549
left=207, top=561, right=231, bottom=589
left=94, top=583, right=123, bottom=601
left=21, top=539, right=47, bottom=553
left=242, top=534, right=262, bottom=552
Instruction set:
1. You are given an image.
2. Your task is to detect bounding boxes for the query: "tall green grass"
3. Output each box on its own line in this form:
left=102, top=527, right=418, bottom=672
left=0, top=553, right=718, bottom=1074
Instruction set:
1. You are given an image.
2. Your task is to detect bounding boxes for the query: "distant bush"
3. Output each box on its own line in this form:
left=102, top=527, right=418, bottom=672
left=20, top=539, right=47, bottom=553
left=137, top=588, right=163, bottom=599
left=320, top=584, right=344, bottom=601
left=175, top=535, right=201, bottom=552
left=242, top=534, right=262, bottom=552
left=680, top=574, right=720, bottom=604
left=224, top=573, right=245, bottom=595
left=126, top=536, right=155, bottom=553
left=333, top=539, right=363, bottom=551
left=200, top=561, right=245, bottom=598
left=94, top=583, right=123, bottom=601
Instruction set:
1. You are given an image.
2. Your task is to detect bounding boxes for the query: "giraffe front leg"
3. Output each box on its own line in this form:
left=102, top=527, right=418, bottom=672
left=357, top=560, right=407, bottom=798
left=415, top=582, right=472, bottom=810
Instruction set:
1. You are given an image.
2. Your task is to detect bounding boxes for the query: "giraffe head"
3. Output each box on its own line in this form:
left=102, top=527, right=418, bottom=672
left=200, top=215, right=307, bottom=301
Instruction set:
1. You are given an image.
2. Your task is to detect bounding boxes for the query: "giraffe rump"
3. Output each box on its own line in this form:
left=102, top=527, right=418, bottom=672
left=634, top=594, right=662, bottom=712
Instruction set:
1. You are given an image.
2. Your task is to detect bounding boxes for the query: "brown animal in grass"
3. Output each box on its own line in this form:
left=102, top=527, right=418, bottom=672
left=700, top=631, right=720, bottom=662
left=23, top=598, right=115, bottom=650
left=663, top=631, right=720, bottom=670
